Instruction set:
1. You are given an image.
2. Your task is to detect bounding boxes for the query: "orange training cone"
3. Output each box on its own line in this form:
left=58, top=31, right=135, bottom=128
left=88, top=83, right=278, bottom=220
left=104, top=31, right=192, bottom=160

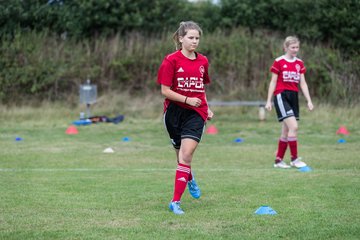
left=66, top=125, right=79, bottom=135
left=336, top=126, right=349, bottom=135
left=206, top=124, right=218, bottom=134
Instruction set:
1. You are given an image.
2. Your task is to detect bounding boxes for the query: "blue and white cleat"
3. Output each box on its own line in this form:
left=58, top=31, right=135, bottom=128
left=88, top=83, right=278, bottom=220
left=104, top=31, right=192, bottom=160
left=169, top=201, right=185, bottom=215
left=188, top=179, right=201, bottom=199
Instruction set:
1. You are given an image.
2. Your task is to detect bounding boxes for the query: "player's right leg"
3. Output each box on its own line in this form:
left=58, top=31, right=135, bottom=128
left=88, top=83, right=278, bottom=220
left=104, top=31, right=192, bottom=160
left=175, top=148, right=201, bottom=198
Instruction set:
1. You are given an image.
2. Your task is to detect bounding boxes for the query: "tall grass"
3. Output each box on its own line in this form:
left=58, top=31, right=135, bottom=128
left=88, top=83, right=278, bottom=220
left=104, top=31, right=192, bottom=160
left=0, top=28, right=359, bottom=104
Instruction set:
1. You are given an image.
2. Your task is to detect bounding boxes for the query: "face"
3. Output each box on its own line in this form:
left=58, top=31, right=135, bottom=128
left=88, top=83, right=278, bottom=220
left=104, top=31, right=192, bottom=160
left=179, top=29, right=200, bottom=52
left=285, top=42, right=300, bottom=58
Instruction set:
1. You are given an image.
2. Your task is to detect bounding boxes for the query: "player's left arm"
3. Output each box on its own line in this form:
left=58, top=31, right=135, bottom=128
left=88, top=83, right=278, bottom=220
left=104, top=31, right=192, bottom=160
left=299, top=74, right=314, bottom=111
left=204, top=85, right=214, bottom=120
left=207, top=108, right=214, bottom=120
left=203, top=62, right=214, bottom=120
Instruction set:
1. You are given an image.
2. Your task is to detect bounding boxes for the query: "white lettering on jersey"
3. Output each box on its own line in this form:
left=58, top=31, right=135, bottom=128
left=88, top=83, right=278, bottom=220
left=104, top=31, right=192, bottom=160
left=177, top=77, right=204, bottom=89
left=282, top=71, right=300, bottom=83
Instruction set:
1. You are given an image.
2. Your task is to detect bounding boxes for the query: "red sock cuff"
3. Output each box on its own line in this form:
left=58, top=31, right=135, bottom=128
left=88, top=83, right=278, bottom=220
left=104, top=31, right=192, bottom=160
left=176, top=163, right=191, bottom=174
left=178, top=163, right=190, bottom=168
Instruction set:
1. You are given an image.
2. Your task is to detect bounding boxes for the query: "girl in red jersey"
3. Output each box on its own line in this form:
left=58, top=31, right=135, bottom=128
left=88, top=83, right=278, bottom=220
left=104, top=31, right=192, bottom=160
left=265, top=36, right=314, bottom=169
left=157, top=21, right=214, bottom=215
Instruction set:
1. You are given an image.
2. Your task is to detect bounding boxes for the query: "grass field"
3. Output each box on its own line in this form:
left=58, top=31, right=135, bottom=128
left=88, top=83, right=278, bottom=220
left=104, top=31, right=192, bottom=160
left=0, top=99, right=359, bottom=239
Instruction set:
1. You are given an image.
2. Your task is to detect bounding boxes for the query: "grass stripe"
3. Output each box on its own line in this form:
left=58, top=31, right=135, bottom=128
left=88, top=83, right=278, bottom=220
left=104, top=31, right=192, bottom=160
left=0, top=168, right=358, bottom=173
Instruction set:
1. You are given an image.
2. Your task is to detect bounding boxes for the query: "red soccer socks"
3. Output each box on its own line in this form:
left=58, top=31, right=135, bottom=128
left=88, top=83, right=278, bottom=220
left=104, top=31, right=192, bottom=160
left=288, top=136, right=298, bottom=161
left=172, top=163, right=191, bottom=202
left=275, top=137, right=288, bottom=163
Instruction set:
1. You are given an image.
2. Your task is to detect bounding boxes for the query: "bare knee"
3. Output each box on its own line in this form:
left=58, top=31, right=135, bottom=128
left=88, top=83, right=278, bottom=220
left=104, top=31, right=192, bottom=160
left=180, top=151, right=193, bottom=165
left=283, top=118, right=298, bottom=137
left=281, top=129, right=289, bottom=138
left=288, top=125, right=298, bottom=136
left=178, top=139, right=198, bottom=165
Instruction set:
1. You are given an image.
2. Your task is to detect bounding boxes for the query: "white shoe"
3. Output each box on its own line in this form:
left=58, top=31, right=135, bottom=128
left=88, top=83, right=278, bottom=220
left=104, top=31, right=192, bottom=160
left=274, top=161, right=291, bottom=169
left=290, top=158, right=307, bottom=168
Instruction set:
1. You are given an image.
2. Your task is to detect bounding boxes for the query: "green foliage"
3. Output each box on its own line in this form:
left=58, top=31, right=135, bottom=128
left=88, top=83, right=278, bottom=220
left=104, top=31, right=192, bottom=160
left=1, top=0, right=358, bottom=54
left=201, top=28, right=277, bottom=99
left=0, top=29, right=359, bottom=104
left=0, top=0, right=199, bottom=38
left=220, top=0, right=360, bottom=55
left=301, top=43, right=360, bottom=104
left=0, top=31, right=55, bottom=101
left=0, top=0, right=359, bottom=104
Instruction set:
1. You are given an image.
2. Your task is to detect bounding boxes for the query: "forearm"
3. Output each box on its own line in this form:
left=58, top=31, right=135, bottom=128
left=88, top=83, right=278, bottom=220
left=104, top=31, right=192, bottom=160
left=161, top=85, right=187, bottom=104
left=267, top=83, right=276, bottom=102
left=300, top=75, right=314, bottom=111
left=265, top=74, right=277, bottom=111
left=301, top=85, right=312, bottom=103
left=266, top=76, right=277, bottom=102
left=300, top=76, right=312, bottom=103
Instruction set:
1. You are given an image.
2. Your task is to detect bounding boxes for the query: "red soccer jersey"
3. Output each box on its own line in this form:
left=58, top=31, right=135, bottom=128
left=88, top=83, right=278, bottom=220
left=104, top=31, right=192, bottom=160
left=157, top=50, right=211, bottom=121
left=270, top=56, right=306, bottom=95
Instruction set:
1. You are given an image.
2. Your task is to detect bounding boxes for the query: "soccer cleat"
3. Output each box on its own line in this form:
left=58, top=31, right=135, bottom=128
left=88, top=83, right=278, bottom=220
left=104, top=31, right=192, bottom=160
left=188, top=179, right=201, bottom=199
left=273, top=161, right=291, bottom=169
left=290, top=158, right=307, bottom=168
left=169, top=201, right=185, bottom=215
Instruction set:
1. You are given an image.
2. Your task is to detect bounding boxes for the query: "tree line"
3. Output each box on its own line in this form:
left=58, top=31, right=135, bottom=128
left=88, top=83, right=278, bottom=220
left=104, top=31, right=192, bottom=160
left=1, top=0, right=358, bottom=54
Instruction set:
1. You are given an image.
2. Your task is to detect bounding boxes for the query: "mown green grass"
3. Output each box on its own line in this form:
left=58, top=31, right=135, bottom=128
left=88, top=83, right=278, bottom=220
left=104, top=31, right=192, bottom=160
left=0, top=100, right=359, bottom=239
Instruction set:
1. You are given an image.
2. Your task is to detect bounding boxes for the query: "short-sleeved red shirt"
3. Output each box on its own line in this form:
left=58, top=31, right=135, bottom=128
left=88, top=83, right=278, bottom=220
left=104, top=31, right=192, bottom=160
left=270, top=56, right=306, bottom=95
left=157, top=50, right=211, bottom=121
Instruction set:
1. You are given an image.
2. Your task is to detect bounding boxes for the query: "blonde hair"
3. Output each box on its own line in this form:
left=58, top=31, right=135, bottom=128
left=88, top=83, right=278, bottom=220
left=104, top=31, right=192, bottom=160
left=172, top=21, right=203, bottom=50
left=283, top=36, right=300, bottom=50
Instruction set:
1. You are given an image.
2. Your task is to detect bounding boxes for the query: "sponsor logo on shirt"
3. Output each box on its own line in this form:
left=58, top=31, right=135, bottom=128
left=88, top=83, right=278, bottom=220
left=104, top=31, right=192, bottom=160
left=282, top=71, right=300, bottom=83
left=199, top=65, right=205, bottom=77
left=177, top=77, right=204, bottom=90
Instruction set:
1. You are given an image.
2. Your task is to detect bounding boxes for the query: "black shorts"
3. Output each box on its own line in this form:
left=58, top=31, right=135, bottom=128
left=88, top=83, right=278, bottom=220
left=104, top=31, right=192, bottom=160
left=274, top=90, right=299, bottom=122
left=164, top=102, right=205, bottom=149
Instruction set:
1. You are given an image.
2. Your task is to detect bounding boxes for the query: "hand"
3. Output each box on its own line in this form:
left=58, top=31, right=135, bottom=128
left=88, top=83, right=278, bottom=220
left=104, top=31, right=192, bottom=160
left=186, top=97, right=202, bottom=107
left=207, top=108, right=214, bottom=120
left=265, top=101, right=272, bottom=111
left=307, top=101, right=314, bottom=111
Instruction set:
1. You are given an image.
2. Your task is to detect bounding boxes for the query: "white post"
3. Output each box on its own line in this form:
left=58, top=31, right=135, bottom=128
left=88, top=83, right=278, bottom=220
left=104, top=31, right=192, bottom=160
left=259, top=105, right=266, bottom=121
